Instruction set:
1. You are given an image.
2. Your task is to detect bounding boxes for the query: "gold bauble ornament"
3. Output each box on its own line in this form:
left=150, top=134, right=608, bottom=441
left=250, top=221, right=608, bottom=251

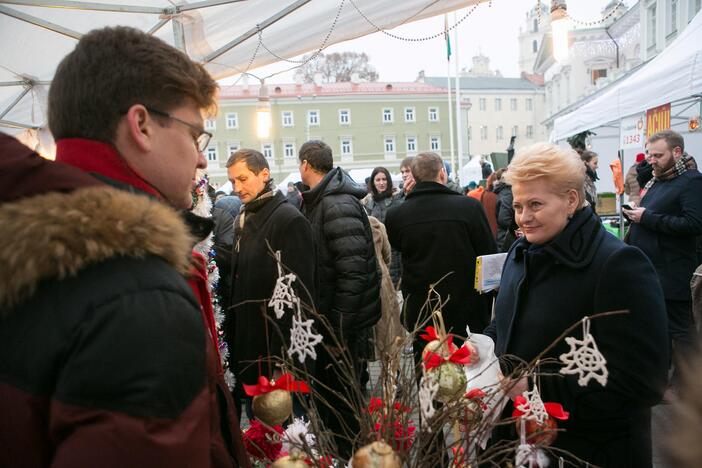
left=271, top=451, right=308, bottom=468
left=252, top=389, right=292, bottom=426
left=459, top=398, right=484, bottom=432
left=422, top=340, right=456, bottom=361
left=352, top=441, right=402, bottom=468
left=426, top=362, right=467, bottom=403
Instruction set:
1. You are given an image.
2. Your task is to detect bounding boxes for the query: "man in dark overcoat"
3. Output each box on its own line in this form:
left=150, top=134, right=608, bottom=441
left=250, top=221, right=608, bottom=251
left=225, top=149, right=315, bottom=415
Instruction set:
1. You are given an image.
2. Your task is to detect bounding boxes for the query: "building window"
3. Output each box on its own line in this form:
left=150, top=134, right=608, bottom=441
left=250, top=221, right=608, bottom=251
left=405, top=107, right=416, bottom=122
left=340, top=138, right=352, bottom=160
left=227, top=142, right=240, bottom=157
left=496, top=126, right=504, bottom=140
left=526, top=125, right=534, bottom=138
left=383, top=108, right=394, bottom=123
left=533, top=18, right=538, bottom=33
left=480, top=126, right=488, bottom=141
left=406, top=136, right=417, bottom=154
left=262, top=143, right=274, bottom=159
left=494, top=98, right=502, bottom=111
left=428, top=107, right=439, bottom=122
left=479, top=98, right=486, bottom=111
left=510, top=98, right=518, bottom=111
left=667, top=0, right=678, bottom=35
left=591, top=68, right=608, bottom=85
left=283, top=142, right=295, bottom=159
left=206, top=145, right=218, bottom=162
left=308, top=110, right=320, bottom=126
left=384, top=136, right=396, bottom=155
left=430, top=136, right=441, bottom=151
left=512, top=125, right=518, bottom=137
left=647, top=4, right=657, bottom=48
left=532, top=39, right=538, bottom=53
left=282, top=111, right=294, bottom=127
left=467, top=126, right=472, bottom=141
left=339, top=109, right=350, bottom=125
left=526, top=98, right=533, bottom=111
left=204, top=118, right=216, bottom=131
left=225, top=113, right=238, bottom=129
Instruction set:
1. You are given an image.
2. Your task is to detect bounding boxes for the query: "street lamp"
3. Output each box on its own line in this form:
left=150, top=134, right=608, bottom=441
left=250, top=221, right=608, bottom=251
left=256, top=81, right=271, bottom=139
left=551, top=0, right=570, bottom=63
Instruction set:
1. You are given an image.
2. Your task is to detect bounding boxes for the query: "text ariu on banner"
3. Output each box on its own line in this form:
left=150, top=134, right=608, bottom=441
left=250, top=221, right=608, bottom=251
left=646, top=103, right=671, bottom=138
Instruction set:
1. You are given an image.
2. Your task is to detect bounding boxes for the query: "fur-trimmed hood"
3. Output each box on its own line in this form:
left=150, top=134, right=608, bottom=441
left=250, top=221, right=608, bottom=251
left=0, top=186, right=194, bottom=308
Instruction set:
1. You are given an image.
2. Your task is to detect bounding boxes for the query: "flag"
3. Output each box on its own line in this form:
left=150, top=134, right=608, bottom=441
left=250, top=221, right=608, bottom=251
left=444, top=14, right=451, bottom=61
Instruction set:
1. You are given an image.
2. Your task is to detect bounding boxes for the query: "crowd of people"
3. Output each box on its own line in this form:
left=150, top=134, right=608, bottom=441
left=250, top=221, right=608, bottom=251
left=2, top=25, right=702, bottom=468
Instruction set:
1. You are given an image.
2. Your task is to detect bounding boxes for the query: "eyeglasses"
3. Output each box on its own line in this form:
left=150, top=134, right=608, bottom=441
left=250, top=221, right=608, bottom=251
left=146, top=107, right=212, bottom=152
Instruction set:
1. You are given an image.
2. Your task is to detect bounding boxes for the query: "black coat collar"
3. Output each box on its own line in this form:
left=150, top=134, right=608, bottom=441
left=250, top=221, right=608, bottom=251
left=407, top=181, right=461, bottom=199
left=513, top=207, right=605, bottom=269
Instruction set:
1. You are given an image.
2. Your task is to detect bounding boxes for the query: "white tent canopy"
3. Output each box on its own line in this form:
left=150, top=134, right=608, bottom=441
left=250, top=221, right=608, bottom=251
left=552, top=11, right=702, bottom=141
left=1, top=0, right=476, bottom=142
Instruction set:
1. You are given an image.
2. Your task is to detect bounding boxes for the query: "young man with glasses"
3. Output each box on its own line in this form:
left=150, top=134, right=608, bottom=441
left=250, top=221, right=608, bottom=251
left=0, top=27, right=249, bottom=467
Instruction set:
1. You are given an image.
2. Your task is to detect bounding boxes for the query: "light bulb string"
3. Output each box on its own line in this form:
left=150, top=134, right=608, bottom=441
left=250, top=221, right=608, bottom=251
left=538, top=0, right=626, bottom=27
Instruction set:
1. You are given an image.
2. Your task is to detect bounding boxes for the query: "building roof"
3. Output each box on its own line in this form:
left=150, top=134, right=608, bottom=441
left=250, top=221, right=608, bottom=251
left=219, top=81, right=447, bottom=99
left=424, top=76, right=543, bottom=90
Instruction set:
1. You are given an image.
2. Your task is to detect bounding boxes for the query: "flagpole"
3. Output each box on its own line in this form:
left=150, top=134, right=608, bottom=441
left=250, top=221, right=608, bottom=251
left=445, top=14, right=456, bottom=183
left=453, top=10, right=463, bottom=185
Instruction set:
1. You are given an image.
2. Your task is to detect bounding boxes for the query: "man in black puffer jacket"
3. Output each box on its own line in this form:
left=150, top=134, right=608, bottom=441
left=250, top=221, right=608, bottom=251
left=298, top=140, right=380, bottom=458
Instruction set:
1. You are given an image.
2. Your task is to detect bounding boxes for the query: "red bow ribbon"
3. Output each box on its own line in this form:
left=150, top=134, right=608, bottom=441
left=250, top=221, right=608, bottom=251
left=243, top=373, right=310, bottom=397
left=465, top=388, right=486, bottom=400
left=420, top=326, right=458, bottom=350
left=423, top=345, right=473, bottom=370
left=512, top=396, right=569, bottom=420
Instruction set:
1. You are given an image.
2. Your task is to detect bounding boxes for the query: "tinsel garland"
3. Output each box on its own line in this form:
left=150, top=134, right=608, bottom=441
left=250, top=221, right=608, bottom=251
left=192, top=171, right=235, bottom=390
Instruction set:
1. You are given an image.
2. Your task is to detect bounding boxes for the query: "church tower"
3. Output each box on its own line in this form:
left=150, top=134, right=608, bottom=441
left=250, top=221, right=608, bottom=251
left=518, top=2, right=549, bottom=74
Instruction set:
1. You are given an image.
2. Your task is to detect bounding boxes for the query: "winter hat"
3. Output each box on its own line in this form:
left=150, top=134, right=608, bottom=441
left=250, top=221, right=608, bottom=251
left=636, top=153, right=646, bottom=163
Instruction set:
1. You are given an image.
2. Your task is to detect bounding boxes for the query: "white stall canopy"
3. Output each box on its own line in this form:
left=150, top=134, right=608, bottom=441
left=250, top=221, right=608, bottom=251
left=552, top=11, right=702, bottom=141
left=1, top=0, right=478, bottom=138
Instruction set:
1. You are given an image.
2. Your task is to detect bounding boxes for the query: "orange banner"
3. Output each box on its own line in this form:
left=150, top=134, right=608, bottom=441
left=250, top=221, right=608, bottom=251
left=646, top=103, right=671, bottom=138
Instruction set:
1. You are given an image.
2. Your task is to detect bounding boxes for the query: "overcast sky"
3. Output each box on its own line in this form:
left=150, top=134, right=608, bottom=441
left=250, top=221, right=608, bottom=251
left=235, top=0, right=634, bottom=84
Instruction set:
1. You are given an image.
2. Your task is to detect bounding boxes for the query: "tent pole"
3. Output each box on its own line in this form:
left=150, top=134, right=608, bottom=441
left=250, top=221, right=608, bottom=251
left=172, top=17, right=186, bottom=52
left=618, top=149, right=625, bottom=240
left=0, top=5, right=81, bottom=39
left=0, top=86, right=32, bottom=120
left=0, top=0, right=162, bottom=14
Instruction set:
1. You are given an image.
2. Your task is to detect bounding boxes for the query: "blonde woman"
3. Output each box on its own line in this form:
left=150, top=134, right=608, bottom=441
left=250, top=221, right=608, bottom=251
left=484, top=143, right=668, bottom=467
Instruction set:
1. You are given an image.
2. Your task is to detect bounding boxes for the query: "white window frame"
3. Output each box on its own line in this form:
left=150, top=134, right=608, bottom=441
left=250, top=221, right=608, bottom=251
left=382, top=108, right=394, bottom=123
left=307, top=110, right=320, bottom=126
left=479, top=98, right=486, bottom=111
left=494, top=98, right=502, bottom=111
left=204, top=118, right=216, bottom=131
left=283, top=141, right=296, bottom=160
left=496, top=126, right=504, bottom=140
left=526, top=98, right=533, bottom=111
left=338, top=109, right=351, bottom=125
left=384, top=135, right=396, bottom=159
left=429, top=135, right=441, bottom=151
left=206, top=145, right=218, bottom=162
left=406, top=136, right=417, bottom=154
left=667, top=0, right=678, bottom=36
left=510, top=98, right=517, bottom=111
left=511, top=126, right=518, bottom=137
left=428, top=107, right=439, bottom=122
left=340, top=137, right=353, bottom=162
left=281, top=110, right=294, bottom=127
left=404, top=107, right=416, bottom=123
left=526, top=125, right=534, bottom=138
left=647, top=4, right=657, bottom=48
left=225, top=112, right=238, bottom=129
left=261, top=142, right=274, bottom=159
left=480, top=126, right=488, bottom=141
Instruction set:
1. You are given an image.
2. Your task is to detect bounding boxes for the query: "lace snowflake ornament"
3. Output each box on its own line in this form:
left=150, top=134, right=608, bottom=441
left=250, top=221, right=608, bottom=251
left=268, top=251, right=300, bottom=319
left=515, top=444, right=548, bottom=468
left=516, top=384, right=548, bottom=424
left=419, top=374, right=439, bottom=428
left=559, top=317, right=608, bottom=387
left=287, top=309, right=323, bottom=364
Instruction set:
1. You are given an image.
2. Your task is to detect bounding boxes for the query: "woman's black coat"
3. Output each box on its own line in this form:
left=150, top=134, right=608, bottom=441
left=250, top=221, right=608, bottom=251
left=226, top=191, right=315, bottom=387
left=485, top=208, right=669, bottom=467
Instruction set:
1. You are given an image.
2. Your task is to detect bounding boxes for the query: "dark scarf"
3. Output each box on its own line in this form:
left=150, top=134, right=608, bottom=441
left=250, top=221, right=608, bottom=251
left=586, top=165, right=599, bottom=181
left=641, top=153, right=697, bottom=197
left=372, top=189, right=392, bottom=202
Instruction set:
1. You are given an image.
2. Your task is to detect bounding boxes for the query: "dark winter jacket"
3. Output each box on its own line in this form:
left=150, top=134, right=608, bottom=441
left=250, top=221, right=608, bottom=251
left=302, top=167, right=381, bottom=338
left=636, top=160, right=654, bottom=188
left=494, top=182, right=518, bottom=253
left=485, top=207, right=668, bottom=467
left=385, top=181, right=497, bottom=337
left=227, top=190, right=315, bottom=387
left=212, top=195, right=242, bottom=310
left=0, top=135, right=248, bottom=468
left=627, top=169, right=702, bottom=300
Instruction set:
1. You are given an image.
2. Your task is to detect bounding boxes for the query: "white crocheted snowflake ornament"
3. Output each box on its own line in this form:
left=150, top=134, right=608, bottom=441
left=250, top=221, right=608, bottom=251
left=419, top=373, right=439, bottom=428
left=269, top=273, right=299, bottom=319
left=559, top=317, right=608, bottom=387
left=516, top=384, right=548, bottom=424
left=287, top=309, right=323, bottom=364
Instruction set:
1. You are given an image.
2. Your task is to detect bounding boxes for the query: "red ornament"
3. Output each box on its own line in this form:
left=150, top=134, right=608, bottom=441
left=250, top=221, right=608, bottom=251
left=243, top=420, right=283, bottom=460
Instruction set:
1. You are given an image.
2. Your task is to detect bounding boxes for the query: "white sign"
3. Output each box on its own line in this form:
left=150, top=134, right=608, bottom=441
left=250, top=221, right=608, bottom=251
left=620, top=115, right=646, bottom=149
